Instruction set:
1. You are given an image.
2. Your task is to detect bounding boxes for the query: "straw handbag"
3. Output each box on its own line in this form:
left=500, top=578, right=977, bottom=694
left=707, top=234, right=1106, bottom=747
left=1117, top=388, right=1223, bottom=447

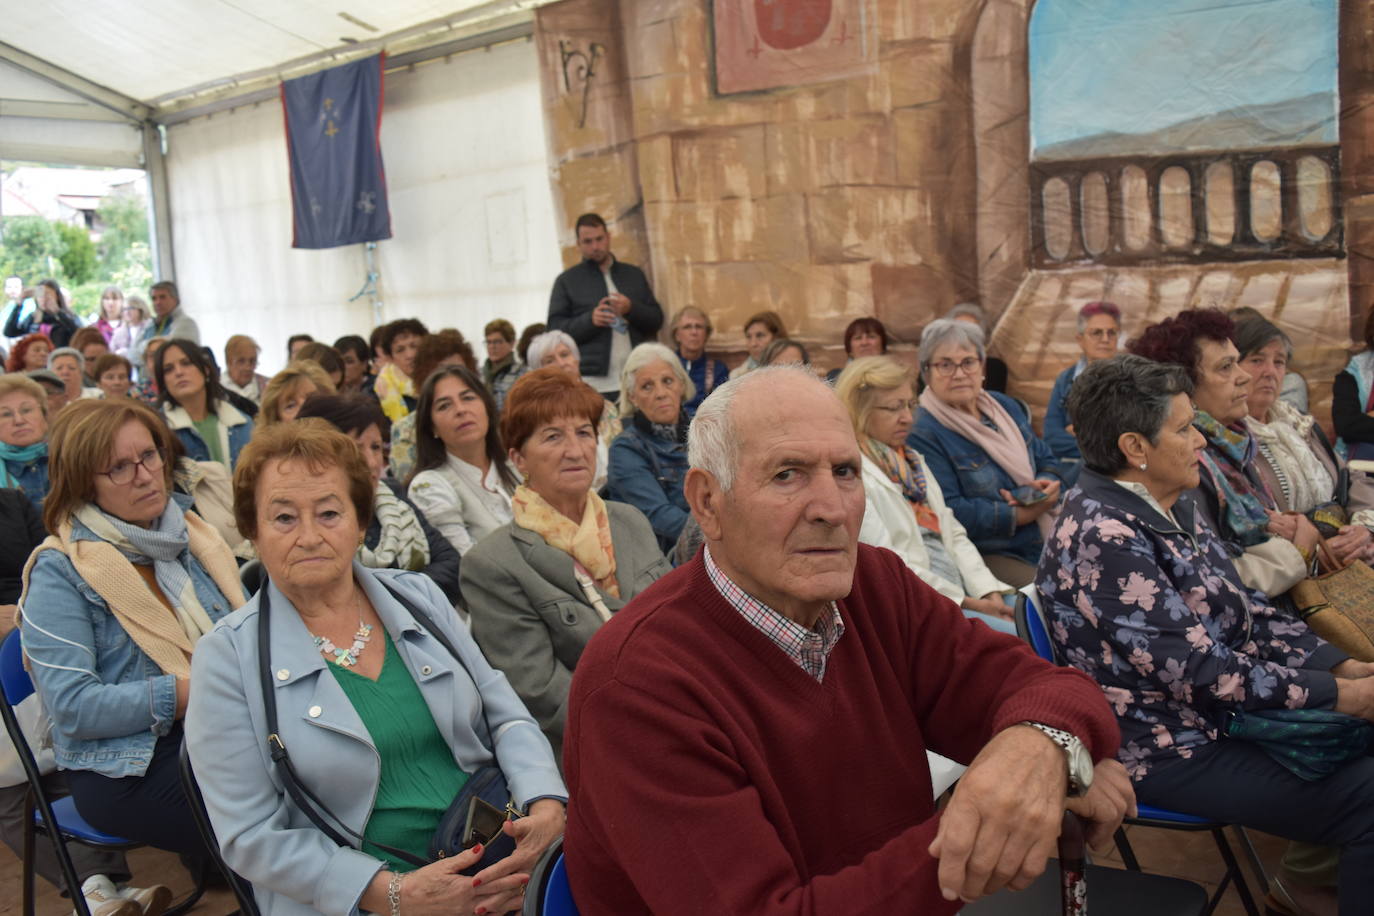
left=1288, top=539, right=1374, bottom=662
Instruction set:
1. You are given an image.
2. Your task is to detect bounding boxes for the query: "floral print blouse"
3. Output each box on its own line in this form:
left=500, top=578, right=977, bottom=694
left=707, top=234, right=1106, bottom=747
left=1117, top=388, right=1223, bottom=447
left=1035, top=468, right=1346, bottom=781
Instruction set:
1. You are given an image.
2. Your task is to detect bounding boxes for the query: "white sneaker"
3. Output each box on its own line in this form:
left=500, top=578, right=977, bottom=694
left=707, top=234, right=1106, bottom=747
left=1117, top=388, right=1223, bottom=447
left=119, top=883, right=173, bottom=916
left=78, top=875, right=139, bottom=916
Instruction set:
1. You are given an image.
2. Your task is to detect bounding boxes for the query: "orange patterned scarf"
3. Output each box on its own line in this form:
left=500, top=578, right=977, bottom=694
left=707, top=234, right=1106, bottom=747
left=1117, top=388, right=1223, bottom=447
left=511, top=485, right=620, bottom=598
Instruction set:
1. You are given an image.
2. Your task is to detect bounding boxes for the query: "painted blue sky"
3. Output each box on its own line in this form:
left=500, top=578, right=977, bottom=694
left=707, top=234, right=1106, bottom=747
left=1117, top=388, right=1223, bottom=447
left=1029, top=0, right=1337, bottom=152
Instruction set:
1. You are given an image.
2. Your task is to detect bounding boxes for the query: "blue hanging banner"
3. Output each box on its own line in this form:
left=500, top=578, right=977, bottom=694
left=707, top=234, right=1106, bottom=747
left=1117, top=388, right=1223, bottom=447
left=281, top=54, right=392, bottom=249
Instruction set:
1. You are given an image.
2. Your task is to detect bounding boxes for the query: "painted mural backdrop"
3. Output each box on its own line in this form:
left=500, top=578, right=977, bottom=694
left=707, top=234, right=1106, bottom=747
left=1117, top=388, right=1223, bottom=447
left=534, top=0, right=1368, bottom=425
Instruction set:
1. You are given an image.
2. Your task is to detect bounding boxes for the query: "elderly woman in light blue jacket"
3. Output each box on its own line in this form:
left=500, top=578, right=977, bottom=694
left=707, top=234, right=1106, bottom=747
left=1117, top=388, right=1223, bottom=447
left=187, top=420, right=565, bottom=916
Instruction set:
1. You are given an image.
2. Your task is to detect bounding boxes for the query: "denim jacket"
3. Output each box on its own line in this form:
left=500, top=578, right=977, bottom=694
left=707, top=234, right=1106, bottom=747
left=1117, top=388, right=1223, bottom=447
left=1035, top=469, right=1345, bottom=781
left=163, top=401, right=253, bottom=469
left=909, top=391, right=1066, bottom=566
left=607, top=418, right=690, bottom=554
left=19, top=500, right=238, bottom=778
left=3, top=454, right=49, bottom=512
left=1044, top=360, right=1084, bottom=462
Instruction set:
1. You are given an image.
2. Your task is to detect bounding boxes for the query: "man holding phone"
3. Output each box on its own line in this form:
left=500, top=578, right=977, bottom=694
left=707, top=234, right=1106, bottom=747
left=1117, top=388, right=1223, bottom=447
left=563, top=366, right=1132, bottom=915
left=547, top=213, right=664, bottom=395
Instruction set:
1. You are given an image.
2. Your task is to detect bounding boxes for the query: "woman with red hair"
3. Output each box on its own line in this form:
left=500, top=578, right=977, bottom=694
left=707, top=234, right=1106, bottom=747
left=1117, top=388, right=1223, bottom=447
left=5, top=332, right=53, bottom=374
left=459, top=368, right=670, bottom=760
left=1129, top=308, right=1318, bottom=597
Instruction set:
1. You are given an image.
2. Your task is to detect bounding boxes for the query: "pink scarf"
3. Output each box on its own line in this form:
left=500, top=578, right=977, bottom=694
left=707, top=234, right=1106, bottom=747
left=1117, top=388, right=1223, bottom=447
left=918, top=388, right=1057, bottom=539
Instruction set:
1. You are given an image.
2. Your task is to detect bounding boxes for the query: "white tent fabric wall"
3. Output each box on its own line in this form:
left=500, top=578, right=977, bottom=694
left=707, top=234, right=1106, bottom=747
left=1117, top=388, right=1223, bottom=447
left=164, top=36, right=561, bottom=375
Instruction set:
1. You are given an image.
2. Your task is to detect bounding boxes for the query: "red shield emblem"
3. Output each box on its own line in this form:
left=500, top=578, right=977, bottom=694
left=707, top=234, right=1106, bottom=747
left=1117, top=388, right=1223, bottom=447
left=754, top=0, right=833, bottom=51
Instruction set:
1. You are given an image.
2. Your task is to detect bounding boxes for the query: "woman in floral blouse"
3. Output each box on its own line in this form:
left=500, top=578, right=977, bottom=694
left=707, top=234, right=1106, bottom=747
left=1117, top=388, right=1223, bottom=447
left=1036, top=354, right=1374, bottom=913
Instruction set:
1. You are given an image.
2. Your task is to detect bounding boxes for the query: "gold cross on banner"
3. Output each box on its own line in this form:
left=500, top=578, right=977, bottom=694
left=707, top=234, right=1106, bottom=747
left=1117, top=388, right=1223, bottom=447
left=325, top=120, right=339, bottom=137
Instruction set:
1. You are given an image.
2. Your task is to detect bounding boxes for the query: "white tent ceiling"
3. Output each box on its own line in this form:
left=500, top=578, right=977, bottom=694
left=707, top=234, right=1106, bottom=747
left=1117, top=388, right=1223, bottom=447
left=1, top=0, right=537, bottom=105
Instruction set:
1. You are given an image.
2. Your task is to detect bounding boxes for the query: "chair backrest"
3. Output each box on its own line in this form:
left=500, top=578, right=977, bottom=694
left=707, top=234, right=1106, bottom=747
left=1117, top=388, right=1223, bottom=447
left=0, top=629, right=34, bottom=706
left=1013, top=586, right=1060, bottom=665
left=543, top=853, right=579, bottom=916
left=177, top=740, right=262, bottom=916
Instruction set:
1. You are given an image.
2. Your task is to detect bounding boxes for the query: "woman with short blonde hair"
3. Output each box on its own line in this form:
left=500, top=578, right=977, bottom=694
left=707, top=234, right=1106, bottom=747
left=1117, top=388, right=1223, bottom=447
left=0, top=374, right=53, bottom=509
left=837, top=357, right=1015, bottom=632
left=258, top=360, right=336, bottom=426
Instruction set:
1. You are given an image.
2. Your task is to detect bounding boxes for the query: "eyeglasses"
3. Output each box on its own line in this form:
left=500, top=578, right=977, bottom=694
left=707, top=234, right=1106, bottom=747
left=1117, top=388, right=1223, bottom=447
left=0, top=402, right=42, bottom=425
left=100, top=447, right=165, bottom=485
left=873, top=398, right=918, bottom=414
left=1084, top=328, right=1119, bottom=340
left=927, top=357, right=982, bottom=378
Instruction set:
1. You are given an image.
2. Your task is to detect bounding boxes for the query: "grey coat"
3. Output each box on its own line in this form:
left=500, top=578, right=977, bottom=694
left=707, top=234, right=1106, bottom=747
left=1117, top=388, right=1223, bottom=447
left=460, top=501, right=671, bottom=762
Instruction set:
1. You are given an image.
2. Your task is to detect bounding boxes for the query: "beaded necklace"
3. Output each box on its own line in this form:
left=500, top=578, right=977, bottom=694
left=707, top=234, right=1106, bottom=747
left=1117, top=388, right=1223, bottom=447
left=311, top=588, right=375, bottom=668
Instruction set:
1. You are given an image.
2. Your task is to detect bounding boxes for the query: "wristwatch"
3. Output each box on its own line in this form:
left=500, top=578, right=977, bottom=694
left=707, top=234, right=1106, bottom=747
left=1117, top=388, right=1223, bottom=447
left=1021, top=721, right=1094, bottom=797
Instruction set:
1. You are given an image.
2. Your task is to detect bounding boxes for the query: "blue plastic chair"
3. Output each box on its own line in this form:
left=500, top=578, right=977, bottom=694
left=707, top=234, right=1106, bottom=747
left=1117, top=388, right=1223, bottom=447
left=1013, top=590, right=1264, bottom=916
left=523, top=835, right=578, bottom=915
left=0, top=630, right=206, bottom=916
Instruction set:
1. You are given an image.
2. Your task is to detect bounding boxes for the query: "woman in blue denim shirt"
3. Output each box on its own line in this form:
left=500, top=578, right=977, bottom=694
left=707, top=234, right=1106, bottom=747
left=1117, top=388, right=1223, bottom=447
left=0, top=375, right=51, bottom=511
left=909, top=319, right=1067, bottom=587
left=609, top=343, right=693, bottom=554
left=19, top=399, right=243, bottom=859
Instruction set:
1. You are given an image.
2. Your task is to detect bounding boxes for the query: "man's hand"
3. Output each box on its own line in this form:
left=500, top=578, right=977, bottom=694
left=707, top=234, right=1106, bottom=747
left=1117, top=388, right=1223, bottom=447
left=1327, top=525, right=1372, bottom=564
left=591, top=300, right=617, bottom=328
left=606, top=291, right=631, bottom=316
left=1064, top=760, right=1136, bottom=851
left=961, top=595, right=1013, bottom=621
left=928, top=725, right=1069, bottom=902
left=1332, top=659, right=1374, bottom=679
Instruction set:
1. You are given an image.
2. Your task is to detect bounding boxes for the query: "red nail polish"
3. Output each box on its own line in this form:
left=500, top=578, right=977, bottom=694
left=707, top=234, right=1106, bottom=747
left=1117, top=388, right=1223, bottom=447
left=476, top=909, right=487, bottom=915
left=471, top=843, right=483, bottom=856
left=472, top=877, right=482, bottom=887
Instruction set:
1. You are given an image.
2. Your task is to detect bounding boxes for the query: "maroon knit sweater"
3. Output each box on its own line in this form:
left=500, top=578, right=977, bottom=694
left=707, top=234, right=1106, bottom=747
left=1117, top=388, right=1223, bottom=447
left=563, top=544, right=1119, bottom=915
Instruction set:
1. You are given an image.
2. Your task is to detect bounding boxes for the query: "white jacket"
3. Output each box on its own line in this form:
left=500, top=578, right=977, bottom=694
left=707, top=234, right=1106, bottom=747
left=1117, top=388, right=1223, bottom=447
left=408, top=455, right=516, bottom=555
left=859, top=453, right=1011, bottom=604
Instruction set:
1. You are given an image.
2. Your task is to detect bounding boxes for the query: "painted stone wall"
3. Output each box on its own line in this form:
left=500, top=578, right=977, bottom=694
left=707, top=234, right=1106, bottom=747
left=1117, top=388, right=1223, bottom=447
left=535, top=0, right=980, bottom=367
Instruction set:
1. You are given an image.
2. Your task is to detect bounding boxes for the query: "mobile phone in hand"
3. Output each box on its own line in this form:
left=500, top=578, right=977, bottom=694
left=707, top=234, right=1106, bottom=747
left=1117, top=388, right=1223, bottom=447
left=1008, top=485, right=1050, bottom=506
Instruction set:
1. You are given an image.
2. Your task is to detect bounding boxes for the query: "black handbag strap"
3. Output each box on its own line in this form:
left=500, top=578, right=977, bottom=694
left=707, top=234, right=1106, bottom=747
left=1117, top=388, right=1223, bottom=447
left=256, top=575, right=491, bottom=869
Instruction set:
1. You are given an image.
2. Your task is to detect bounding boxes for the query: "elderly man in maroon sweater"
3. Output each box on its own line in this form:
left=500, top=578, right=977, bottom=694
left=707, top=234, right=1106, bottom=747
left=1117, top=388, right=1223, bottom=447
left=563, top=365, right=1132, bottom=914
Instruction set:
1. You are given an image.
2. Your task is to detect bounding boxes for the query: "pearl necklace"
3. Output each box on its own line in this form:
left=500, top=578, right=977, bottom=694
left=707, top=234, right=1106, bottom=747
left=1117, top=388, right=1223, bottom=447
left=312, top=588, right=375, bottom=668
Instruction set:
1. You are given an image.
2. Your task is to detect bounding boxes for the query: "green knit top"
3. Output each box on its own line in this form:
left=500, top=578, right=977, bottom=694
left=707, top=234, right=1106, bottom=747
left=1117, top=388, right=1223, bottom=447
left=330, top=632, right=469, bottom=870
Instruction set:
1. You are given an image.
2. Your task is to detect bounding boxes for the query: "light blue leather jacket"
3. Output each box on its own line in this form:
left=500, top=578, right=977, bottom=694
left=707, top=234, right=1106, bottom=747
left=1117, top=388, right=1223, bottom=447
left=186, top=563, right=566, bottom=916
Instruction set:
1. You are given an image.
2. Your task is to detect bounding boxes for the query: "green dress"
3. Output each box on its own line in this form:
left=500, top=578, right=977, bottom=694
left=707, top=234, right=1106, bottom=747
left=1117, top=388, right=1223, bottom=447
left=329, top=631, right=470, bottom=870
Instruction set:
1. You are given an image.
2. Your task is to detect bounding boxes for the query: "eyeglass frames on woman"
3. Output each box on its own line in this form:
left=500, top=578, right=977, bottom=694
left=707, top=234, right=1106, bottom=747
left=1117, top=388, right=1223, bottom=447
left=927, top=357, right=982, bottom=378
left=99, top=447, right=165, bottom=485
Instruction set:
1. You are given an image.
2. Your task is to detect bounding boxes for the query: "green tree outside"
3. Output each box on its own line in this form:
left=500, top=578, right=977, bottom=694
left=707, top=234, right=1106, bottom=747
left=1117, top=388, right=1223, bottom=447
left=0, top=185, right=152, bottom=319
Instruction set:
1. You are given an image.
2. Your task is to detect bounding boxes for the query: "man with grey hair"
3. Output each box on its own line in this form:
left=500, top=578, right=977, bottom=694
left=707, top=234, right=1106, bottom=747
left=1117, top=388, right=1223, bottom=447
left=130, top=280, right=199, bottom=372
left=563, top=365, right=1131, bottom=914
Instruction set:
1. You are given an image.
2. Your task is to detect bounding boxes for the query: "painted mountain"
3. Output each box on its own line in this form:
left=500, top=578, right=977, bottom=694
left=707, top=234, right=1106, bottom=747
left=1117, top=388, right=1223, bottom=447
left=1034, top=91, right=1337, bottom=161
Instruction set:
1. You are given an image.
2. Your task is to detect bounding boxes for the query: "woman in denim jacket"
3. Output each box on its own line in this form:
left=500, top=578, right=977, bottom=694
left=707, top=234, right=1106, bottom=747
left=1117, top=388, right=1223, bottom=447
left=0, top=375, right=52, bottom=511
left=19, top=399, right=243, bottom=860
left=608, top=343, right=693, bottom=555
left=1036, top=355, right=1374, bottom=913
left=909, top=319, right=1067, bottom=587
left=155, top=338, right=253, bottom=471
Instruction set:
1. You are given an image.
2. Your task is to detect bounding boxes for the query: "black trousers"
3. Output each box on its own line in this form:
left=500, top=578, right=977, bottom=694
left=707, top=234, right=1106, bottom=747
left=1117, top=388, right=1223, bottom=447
left=1135, top=740, right=1374, bottom=916
left=63, top=725, right=213, bottom=861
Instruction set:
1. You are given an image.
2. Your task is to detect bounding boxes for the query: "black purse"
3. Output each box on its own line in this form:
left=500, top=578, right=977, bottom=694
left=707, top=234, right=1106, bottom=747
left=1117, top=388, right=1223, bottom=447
left=257, top=577, right=520, bottom=873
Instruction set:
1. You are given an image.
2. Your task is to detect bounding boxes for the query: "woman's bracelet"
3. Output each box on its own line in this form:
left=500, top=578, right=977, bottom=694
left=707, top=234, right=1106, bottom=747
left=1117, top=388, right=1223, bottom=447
left=387, top=872, right=405, bottom=916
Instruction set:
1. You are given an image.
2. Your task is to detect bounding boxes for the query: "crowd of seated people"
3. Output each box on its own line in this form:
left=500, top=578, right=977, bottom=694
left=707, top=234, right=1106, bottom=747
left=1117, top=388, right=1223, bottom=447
left=9, top=264, right=1374, bottom=916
